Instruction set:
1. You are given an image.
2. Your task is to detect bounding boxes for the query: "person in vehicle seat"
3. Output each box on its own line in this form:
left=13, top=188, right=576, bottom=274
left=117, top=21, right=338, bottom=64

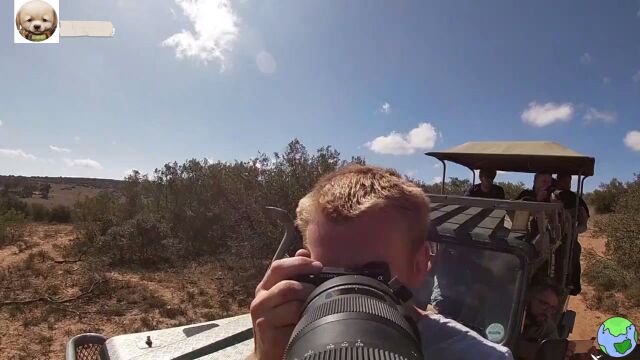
left=248, top=164, right=514, bottom=360
left=516, top=173, right=554, bottom=202
left=516, top=282, right=579, bottom=360
left=552, top=173, right=589, bottom=296
left=552, top=174, right=589, bottom=234
left=465, top=169, right=505, bottom=199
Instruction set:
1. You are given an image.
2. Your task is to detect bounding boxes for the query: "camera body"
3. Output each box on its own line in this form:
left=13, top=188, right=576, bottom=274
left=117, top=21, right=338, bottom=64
left=293, top=262, right=391, bottom=286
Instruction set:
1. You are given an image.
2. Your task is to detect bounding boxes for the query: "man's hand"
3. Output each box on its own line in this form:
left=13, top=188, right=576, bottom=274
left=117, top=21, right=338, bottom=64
left=249, top=249, right=323, bottom=360
left=565, top=341, right=576, bottom=360
left=569, top=346, right=600, bottom=360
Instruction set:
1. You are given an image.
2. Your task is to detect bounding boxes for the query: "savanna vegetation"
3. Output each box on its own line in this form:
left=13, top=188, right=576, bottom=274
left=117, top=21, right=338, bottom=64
left=0, top=139, right=637, bottom=358
left=582, top=174, right=640, bottom=314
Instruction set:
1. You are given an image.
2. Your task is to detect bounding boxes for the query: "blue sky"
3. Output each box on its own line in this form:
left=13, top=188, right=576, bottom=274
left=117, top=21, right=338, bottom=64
left=1, top=0, right=639, bottom=191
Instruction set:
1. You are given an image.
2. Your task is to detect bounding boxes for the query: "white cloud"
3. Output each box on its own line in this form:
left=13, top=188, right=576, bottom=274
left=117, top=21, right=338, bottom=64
left=64, top=158, right=103, bottom=170
left=0, top=149, right=37, bottom=160
left=49, top=145, right=71, bottom=153
left=366, top=122, right=438, bottom=155
left=603, top=77, right=611, bottom=84
left=633, top=71, right=640, bottom=83
left=431, top=176, right=443, bottom=184
left=580, top=52, right=593, bottom=65
left=380, top=102, right=392, bottom=114
left=256, top=51, right=277, bottom=74
left=0, top=120, right=3, bottom=127
left=434, top=163, right=442, bottom=168
left=521, top=102, right=574, bottom=127
left=74, top=136, right=81, bottom=142
left=624, top=130, right=640, bottom=152
left=583, top=108, right=617, bottom=124
left=162, top=0, right=239, bottom=70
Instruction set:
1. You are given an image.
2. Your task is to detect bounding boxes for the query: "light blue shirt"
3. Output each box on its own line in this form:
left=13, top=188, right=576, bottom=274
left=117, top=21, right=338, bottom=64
left=419, top=313, right=514, bottom=360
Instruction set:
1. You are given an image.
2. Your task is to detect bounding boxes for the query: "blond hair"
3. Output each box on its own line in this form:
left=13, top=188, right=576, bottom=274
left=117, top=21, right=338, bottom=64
left=296, top=164, right=430, bottom=249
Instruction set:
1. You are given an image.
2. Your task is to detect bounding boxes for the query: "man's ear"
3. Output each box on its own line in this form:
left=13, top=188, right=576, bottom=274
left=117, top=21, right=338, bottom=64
left=406, top=241, right=431, bottom=288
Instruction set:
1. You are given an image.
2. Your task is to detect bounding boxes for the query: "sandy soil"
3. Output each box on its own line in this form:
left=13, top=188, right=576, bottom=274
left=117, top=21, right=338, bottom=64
left=0, top=224, right=253, bottom=360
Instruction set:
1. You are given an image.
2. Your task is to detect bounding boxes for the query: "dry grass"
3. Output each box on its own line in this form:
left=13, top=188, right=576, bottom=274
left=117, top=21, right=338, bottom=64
left=0, top=223, right=257, bottom=359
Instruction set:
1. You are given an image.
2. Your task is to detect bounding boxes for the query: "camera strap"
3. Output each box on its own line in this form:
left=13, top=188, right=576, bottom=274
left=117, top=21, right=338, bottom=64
left=388, top=277, right=414, bottom=304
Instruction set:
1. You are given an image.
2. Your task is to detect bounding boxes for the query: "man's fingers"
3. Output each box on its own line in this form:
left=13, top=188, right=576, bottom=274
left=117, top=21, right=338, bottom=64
left=258, top=257, right=322, bottom=291
left=295, top=248, right=311, bottom=258
left=262, top=300, right=306, bottom=328
left=252, top=280, right=316, bottom=315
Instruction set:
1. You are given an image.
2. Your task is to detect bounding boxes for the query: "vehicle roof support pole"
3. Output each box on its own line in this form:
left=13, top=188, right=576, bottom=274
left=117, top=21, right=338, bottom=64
left=469, top=167, right=476, bottom=186
left=440, top=160, right=447, bottom=195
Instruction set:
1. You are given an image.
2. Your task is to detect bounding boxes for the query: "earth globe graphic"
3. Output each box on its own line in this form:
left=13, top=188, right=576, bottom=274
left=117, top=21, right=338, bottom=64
left=597, top=317, right=638, bottom=357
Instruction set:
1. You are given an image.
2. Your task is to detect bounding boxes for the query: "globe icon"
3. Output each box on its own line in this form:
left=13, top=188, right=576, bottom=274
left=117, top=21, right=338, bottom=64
left=597, top=317, right=638, bottom=358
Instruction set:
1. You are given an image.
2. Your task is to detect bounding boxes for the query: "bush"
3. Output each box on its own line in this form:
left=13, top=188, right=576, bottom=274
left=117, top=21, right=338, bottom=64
left=29, top=203, right=50, bottom=222
left=624, top=283, right=640, bottom=307
left=585, top=178, right=628, bottom=214
left=0, top=209, right=26, bottom=247
left=583, top=173, right=640, bottom=311
left=49, top=205, right=71, bottom=223
left=0, top=193, right=28, bottom=215
left=95, top=213, right=170, bottom=265
left=582, top=249, right=628, bottom=292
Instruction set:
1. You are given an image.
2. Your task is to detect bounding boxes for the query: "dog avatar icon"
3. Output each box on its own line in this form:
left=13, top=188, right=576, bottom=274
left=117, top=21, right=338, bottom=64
left=15, top=0, right=58, bottom=42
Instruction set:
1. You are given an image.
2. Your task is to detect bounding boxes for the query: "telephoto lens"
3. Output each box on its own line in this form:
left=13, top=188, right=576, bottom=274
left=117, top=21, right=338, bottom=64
left=284, top=275, right=423, bottom=360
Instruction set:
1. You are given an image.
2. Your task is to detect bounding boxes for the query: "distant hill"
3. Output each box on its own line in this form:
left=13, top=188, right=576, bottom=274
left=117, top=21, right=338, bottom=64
left=0, top=175, right=122, bottom=190
left=0, top=175, right=123, bottom=208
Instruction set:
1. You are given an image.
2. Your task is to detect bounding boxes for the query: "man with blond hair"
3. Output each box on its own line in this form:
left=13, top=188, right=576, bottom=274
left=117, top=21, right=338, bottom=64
left=248, top=164, right=514, bottom=360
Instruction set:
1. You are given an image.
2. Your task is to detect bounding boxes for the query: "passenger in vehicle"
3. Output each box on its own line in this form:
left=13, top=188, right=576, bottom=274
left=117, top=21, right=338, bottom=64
left=465, top=169, right=505, bottom=199
left=552, top=174, right=589, bottom=234
left=516, top=173, right=553, bottom=202
left=521, top=282, right=562, bottom=340
left=552, top=173, right=589, bottom=296
left=516, top=282, right=576, bottom=360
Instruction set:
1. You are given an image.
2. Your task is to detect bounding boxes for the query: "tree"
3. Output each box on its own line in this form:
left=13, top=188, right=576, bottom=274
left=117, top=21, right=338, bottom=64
left=19, top=183, right=36, bottom=198
left=39, top=183, right=51, bottom=199
left=585, top=178, right=628, bottom=214
left=496, top=181, right=526, bottom=200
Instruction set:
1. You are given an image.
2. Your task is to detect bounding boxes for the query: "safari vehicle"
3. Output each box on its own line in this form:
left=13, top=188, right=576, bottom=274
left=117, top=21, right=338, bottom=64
left=66, top=141, right=595, bottom=360
left=421, top=141, right=595, bottom=358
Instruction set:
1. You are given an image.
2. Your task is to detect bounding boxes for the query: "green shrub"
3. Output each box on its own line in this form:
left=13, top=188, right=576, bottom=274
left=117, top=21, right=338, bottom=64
left=49, top=205, right=71, bottom=223
left=583, top=249, right=628, bottom=292
left=585, top=178, right=628, bottom=214
left=623, top=283, right=640, bottom=307
left=96, top=213, right=170, bottom=265
left=0, top=209, right=26, bottom=246
left=583, top=174, right=640, bottom=311
left=29, top=203, right=50, bottom=222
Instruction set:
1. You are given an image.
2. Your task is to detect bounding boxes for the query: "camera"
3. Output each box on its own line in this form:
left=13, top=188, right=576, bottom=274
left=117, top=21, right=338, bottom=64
left=285, top=262, right=423, bottom=360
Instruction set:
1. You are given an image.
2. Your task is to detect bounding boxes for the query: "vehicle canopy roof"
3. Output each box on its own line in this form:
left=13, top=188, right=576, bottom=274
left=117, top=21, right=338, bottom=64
left=425, top=141, right=595, bottom=176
